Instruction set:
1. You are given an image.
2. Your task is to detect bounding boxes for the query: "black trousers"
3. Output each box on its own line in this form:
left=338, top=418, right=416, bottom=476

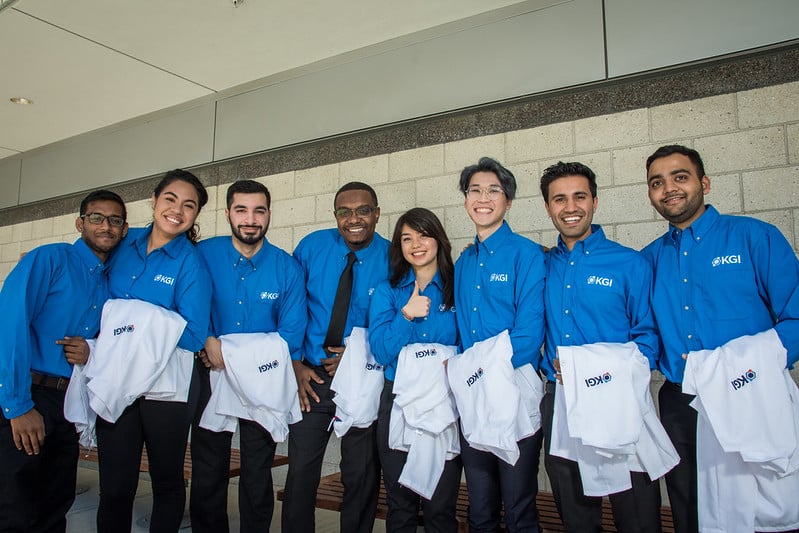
left=376, top=380, right=463, bottom=533
left=541, top=385, right=662, bottom=533
left=659, top=380, right=699, bottom=533
left=460, top=424, right=543, bottom=532
left=0, top=385, right=78, bottom=533
left=281, top=364, right=380, bottom=533
left=95, top=397, right=191, bottom=533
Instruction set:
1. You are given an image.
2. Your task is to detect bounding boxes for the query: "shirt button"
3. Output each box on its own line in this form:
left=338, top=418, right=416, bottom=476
left=479, top=263, right=484, bottom=267
left=472, top=330, right=476, bottom=334
left=476, top=285, right=481, bottom=290
left=132, top=275, right=137, bottom=279
left=473, top=307, right=477, bottom=312
left=237, top=322, right=241, bottom=326
left=569, top=261, right=574, bottom=266
left=564, top=309, right=569, bottom=314
left=566, top=284, right=571, bottom=289
left=240, top=277, right=245, bottom=281
left=423, top=317, right=427, bottom=321
left=4, top=408, right=8, bottom=413
left=683, top=251, right=688, bottom=256
left=687, top=334, right=693, bottom=339
left=93, top=305, right=97, bottom=309
left=238, top=300, right=243, bottom=305
left=683, top=278, right=688, bottom=283
left=422, top=333, right=427, bottom=337
left=85, top=327, right=89, bottom=331
left=565, top=334, right=570, bottom=339
left=684, top=305, right=690, bottom=311
left=585, top=251, right=590, bottom=255
left=696, top=236, right=701, bottom=241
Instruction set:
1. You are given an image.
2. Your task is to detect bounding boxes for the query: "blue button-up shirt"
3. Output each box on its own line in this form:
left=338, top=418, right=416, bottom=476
left=368, top=271, right=458, bottom=381
left=197, top=236, right=307, bottom=359
left=108, top=226, right=211, bottom=352
left=643, top=205, right=799, bottom=383
left=542, top=225, right=659, bottom=382
left=455, top=221, right=546, bottom=369
left=293, top=228, right=390, bottom=366
left=0, top=239, right=109, bottom=418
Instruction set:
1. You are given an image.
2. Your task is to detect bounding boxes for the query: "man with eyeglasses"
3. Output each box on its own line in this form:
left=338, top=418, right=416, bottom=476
left=454, top=156, right=547, bottom=532
left=282, top=181, right=389, bottom=533
left=0, top=190, right=128, bottom=532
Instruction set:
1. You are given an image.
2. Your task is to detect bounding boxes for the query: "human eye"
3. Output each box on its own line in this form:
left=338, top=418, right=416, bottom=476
left=108, top=216, right=125, bottom=227
left=649, top=179, right=662, bottom=189
left=355, top=206, right=374, bottom=217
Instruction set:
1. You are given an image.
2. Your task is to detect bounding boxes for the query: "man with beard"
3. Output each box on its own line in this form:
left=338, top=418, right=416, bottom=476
left=190, top=179, right=307, bottom=532
left=642, top=145, right=799, bottom=533
left=539, top=161, right=662, bottom=532
left=282, top=181, right=390, bottom=533
left=0, top=190, right=128, bottom=532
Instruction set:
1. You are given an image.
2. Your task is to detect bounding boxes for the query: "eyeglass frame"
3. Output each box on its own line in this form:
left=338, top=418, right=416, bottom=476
left=333, top=205, right=378, bottom=219
left=81, top=212, right=126, bottom=227
left=465, top=186, right=506, bottom=200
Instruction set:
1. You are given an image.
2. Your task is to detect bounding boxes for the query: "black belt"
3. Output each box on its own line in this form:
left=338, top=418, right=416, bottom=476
left=30, top=371, right=70, bottom=391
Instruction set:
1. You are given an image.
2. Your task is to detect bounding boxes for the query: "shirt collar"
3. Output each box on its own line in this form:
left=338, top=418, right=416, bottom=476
left=334, top=231, right=385, bottom=261
left=668, top=205, right=718, bottom=244
left=473, top=220, right=513, bottom=255
left=133, top=225, right=191, bottom=259
left=230, top=237, right=269, bottom=267
left=398, top=269, right=444, bottom=290
left=73, top=238, right=107, bottom=274
left=553, top=224, right=605, bottom=257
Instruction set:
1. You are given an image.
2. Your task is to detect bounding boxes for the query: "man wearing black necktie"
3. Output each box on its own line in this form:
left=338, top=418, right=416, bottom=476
left=283, top=182, right=390, bottom=533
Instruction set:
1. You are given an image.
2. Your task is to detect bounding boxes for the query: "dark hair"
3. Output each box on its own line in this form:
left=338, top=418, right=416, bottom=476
left=389, top=208, right=454, bottom=309
left=80, top=189, right=126, bottom=221
left=334, top=181, right=378, bottom=207
left=540, top=161, right=598, bottom=202
left=226, top=180, right=271, bottom=209
left=458, top=157, right=517, bottom=200
left=646, top=145, right=706, bottom=178
left=153, top=169, right=209, bottom=243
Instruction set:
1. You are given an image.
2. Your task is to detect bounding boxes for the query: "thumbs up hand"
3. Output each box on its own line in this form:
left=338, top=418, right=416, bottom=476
left=401, top=280, right=431, bottom=321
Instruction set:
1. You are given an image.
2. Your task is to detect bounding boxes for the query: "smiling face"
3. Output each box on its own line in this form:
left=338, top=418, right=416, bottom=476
left=76, top=199, right=128, bottom=261
left=545, top=174, right=597, bottom=250
left=400, top=224, right=439, bottom=273
left=334, top=189, right=380, bottom=251
left=464, top=170, right=511, bottom=240
left=151, top=179, right=200, bottom=241
left=647, top=153, right=710, bottom=229
left=227, top=192, right=270, bottom=247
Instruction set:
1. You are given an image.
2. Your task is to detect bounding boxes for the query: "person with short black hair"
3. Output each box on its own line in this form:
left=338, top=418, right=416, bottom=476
left=0, top=189, right=127, bottom=532
left=282, top=181, right=390, bottom=533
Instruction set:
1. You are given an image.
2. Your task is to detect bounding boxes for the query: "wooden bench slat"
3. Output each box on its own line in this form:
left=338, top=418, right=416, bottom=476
left=276, top=472, right=676, bottom=532
left=78, top=444, right=286, bottom=480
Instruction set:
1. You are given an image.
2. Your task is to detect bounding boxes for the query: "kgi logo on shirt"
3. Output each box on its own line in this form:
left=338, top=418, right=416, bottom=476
left=711, top=255, right=741, bottom=267
left=365, top=362, right=384, bottom=371
left=466, top=367, right=484, bottom=387
left=113, top=324, right=135, bottom=336
left=489, top=273, right=508, bottom=282
left=260, top=291, right=279, bottom=300
left=731, top=368, right=757, bottom=390
left=258, top=360, right=280, bottom=373
left=415, top=348, right=438, bottom=359
left=586, top=275, right=613, bottom=287
left=584, top=371, right=612, bottom=388
left=153, top=274, right=175, bottom=286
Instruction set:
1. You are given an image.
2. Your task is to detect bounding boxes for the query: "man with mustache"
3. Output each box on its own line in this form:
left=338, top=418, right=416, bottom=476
left=642, top=145, right=799, bottom=533
left=190, top=179, right=307, bottom=532
left=0, top=190, right=128, bottom=532
left=283, top=181, right=390, bottom=533
left=539, top=161, right=662, bottom=532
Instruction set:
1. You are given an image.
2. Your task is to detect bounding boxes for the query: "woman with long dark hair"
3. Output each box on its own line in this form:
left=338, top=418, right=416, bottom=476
left=369, top=207, right=462, bottom=532
left=95, top=169, right=212, bottom=532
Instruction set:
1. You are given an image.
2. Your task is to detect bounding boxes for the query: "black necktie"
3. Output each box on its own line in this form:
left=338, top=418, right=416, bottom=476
left=324, top=252, right=357, bottom=348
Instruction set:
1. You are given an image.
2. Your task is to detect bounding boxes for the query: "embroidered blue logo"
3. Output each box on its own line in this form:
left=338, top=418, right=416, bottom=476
left=731, top=369, right=757, bottom=390
left=258, top=360, right=279, bottom=373
left=585, top=372, right=612, bottom=387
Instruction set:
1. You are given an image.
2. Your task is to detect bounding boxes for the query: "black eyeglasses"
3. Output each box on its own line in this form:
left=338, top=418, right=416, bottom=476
left=333, top=205, right=377, bottom=219
left=81, top=213, right=126, bottom=227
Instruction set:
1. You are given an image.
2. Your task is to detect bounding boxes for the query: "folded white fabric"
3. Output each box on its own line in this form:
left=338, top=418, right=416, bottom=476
left=390, top=343, right=460, bottom=499
left=64, top=339, right=97, bottom=448
left=447, top=330, right=538, bottom=465
left=85, top=299, right=186, bottom=422
left=551, top=342, right=678, bottom=497
left=199, top=332, right=301, bottom=442
left=330, top=328, right=384, bottom=437
left=683, top=329, right=799, bottom=533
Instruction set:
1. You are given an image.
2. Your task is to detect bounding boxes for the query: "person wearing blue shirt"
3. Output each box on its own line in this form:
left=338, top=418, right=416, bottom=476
left=189, top=180, right=307, bottom=533
left=539, top=161, right=661, bottom=533
left=454, top=157, right=546, bottom=533
left=282, top=182, right=390, bottom=533
left=95, top=169, right=212, bottom=533
left=369, top=207, right=462, bottom=532
left=642, top=144, right=799, bottom=533
left=0, top=190, right=127, bottom=533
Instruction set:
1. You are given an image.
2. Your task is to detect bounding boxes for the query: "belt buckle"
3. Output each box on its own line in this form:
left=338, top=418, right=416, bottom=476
left=56, top=377, right=69, bottom=391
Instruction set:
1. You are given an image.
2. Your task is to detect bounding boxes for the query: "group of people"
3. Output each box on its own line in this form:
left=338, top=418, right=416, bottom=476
left=0, top=143, right=796, bottom=533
